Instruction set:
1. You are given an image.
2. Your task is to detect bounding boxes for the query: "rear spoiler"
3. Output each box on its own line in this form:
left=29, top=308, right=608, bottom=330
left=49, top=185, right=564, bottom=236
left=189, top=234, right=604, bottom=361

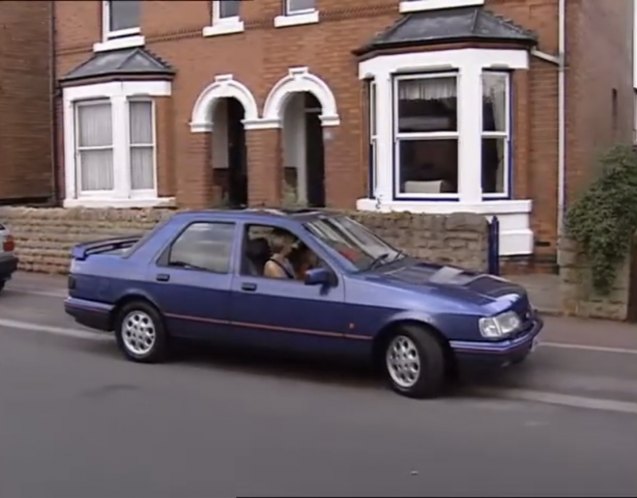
left=71, top=235, right=143, bottom=261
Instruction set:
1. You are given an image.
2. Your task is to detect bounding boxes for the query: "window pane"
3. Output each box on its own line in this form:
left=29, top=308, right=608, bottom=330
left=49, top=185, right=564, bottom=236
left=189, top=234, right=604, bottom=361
left=482, top=138, right=507, bottom=194
left=483, top=73, right=508, bottom=132
left=80, top=149, right=114, bottom=191
left=131, top=147, right=154, bottom=190
left=397, top=77, right=457, bottom=133
left=78, top=103, right=112, bottom=148
left=109, top=0, right=140, bottom=32
left=169, top=222, right=235, bottom=273
left=287, top=0, right=315, bottom=13
left=219, top=0, right=240, bottom=18
left=129, top=101, right=153, bottom=144
left=398, top=139, right=458, bottom=194
left=369, top=81, right=376, bottom=137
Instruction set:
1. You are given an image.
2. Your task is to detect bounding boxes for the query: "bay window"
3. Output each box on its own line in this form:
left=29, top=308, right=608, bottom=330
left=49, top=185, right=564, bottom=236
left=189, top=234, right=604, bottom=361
left=357, top=48, right=532, bottom=256
left=395, top=75, right=459, bottom=197
left=482, top=72, right=510, bottom=197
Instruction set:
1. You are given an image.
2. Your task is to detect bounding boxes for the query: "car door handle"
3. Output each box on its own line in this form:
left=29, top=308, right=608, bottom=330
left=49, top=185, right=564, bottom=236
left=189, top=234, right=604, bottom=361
left=241, top=282, right=257, bottom=292
left=156, top=273, right=170, bottom=282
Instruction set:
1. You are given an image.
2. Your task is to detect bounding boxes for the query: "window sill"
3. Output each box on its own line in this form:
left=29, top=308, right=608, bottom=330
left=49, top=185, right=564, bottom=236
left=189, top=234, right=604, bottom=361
left=202, top=20, right=245, bottom=37
left=399, top=0, right=484, bottom=13
left=93, top=35, right=145, bottom=53
left=63, top=196, right=176, bottom=209
left=356, top=197, right=533, bottom=256
left=274, top=11, right=319, bottom=28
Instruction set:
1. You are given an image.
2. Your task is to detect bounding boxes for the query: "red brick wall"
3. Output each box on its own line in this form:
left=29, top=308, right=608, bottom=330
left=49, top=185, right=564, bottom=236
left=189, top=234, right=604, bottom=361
left=565, top=0, right=634, bottom=203
left=54, top=0, right=635, bottom=264
left=0, top=0, right=53, bottom=202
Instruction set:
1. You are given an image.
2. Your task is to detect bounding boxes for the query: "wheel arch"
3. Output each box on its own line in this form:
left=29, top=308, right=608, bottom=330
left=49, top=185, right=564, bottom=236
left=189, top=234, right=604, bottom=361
left=109, top=291, right=162, bottom=330
left=372, top=318, right=456, bottom=374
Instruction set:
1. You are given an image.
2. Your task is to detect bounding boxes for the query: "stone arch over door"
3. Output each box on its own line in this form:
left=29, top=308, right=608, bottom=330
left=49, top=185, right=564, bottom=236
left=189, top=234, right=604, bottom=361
left=262, top=67, right=340, bottom=127
left=190, top=74, right=259, bottom=132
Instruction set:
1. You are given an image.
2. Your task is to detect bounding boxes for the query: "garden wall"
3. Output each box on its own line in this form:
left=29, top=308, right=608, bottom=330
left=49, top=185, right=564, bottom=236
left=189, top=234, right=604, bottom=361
left=0, top=207, right=490, bottom=275
left=559, top=237, right=632, bottom=320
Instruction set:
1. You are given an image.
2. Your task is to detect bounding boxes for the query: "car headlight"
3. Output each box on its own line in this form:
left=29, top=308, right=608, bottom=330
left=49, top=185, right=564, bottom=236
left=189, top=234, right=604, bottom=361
left=479, top=311, right=521, bottom=339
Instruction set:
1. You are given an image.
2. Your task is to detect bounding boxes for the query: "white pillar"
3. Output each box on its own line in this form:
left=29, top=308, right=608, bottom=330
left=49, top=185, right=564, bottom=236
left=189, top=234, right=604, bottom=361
left=457, top=63, right=483, bottom=204
left=111, top=94, right=129, bottom=199
left=374, top=71, right=393, bottom=206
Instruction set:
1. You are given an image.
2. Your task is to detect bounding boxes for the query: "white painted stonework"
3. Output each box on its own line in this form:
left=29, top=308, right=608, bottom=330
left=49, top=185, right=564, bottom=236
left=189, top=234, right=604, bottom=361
left=262, top=67, right=340, bottom=127
left=399, top=0, right=484, bottom=13
left=358, top=48, right=533, bottom=256
left=190, top=74, right=260, bottom=132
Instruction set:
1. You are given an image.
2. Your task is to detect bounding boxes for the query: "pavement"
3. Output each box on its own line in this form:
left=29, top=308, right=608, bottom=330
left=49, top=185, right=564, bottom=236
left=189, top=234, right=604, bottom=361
left=1, top=272, right=636, bottom=497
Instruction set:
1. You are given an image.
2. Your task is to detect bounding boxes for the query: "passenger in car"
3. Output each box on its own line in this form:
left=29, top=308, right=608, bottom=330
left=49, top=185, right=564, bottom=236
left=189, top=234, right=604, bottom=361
left=289, top=242, right=319, bottom=280
left=263, top=229, right=297, bottom=279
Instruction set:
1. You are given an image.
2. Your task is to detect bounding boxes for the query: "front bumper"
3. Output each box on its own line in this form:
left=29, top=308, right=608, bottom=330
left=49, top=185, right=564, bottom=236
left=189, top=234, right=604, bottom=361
left=449, top=315, right=544, bottom=366
left=0, top=254, right=18, bottom=280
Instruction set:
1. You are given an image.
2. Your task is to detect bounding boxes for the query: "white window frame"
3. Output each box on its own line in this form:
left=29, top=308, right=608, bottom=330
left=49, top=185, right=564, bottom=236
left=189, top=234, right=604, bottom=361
left=96, top=0, right=145, bottom=52
left=203, top=0, right=245, bottom=37
left=393, top=72, right=460, bottom=200
left=369, top=80, right=378, bottom=197
left=274, top=0, right=319, bottom=28
left=127, top=98, right=158, bottom=198
left=62, top=81, right=173, bottom=208
left=74, top=100, right=115, bottom=198
left=399, top=0, right=484, bottom=14
left=481, top=71, right=511, bottom=199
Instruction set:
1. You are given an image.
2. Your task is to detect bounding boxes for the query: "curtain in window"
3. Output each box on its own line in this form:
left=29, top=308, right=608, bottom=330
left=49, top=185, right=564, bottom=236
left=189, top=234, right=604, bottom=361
left=77, top=103, right=114, bottom=191
left=398, top=78, right=456, bottom=101
left=129, top=101, right=154, bottom=190
left=483, top=74, right=507, bottom=133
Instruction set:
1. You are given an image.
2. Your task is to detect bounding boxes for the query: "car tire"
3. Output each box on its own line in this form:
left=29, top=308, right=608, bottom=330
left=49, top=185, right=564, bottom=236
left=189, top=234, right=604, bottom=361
left=0, top=280, right=5, bottom=293
left=115, top=300, right=169, bottom=363
left=382, top=325, right=446, bottom=399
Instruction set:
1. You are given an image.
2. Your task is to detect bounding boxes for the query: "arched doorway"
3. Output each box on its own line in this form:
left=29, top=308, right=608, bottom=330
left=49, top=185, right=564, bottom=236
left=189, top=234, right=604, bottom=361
left=212, top=97, right=247, bottom=207
left=190, top=74, right=259, bottom=208
left=282, top=92, right=325, bottom=208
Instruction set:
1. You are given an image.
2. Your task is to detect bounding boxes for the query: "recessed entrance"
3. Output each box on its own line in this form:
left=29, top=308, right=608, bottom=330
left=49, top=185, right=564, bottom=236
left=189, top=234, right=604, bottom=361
left=212, top=97, right=248, bottom=208
left=281, top=92, right=326, bottom=208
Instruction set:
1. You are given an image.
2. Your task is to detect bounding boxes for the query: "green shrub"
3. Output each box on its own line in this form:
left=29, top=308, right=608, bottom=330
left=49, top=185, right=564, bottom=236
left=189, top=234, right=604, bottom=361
left=565, top=145, right=637, bottom=294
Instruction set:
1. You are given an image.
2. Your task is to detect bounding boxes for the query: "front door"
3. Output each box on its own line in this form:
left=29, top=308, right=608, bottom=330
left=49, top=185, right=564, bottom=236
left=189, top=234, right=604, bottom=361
left=227, top=98, right=248, bottom=208
left=149, top=220, right=238, bottom=341
left=305, top=96, right=325, bottom=208
left=229, top=222, right=347, bottom=354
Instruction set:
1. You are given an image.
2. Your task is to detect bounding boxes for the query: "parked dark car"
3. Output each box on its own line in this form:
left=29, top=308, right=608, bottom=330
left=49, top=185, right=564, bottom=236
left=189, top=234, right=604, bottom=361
left=64, top=209, right=543, bottom=398
left=0, top=223, right=18, bottom=293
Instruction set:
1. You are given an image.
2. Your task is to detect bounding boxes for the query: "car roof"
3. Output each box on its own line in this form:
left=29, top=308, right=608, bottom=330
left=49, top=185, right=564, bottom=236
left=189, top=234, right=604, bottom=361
left=170, top=207, right=339, bottom=225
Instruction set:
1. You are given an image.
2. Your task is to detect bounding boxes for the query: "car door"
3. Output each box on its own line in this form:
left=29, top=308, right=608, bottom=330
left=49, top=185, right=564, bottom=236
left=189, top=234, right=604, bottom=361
left=149, top=219, right=238, bottom=341
left=230, top=222, right=350, bottom=354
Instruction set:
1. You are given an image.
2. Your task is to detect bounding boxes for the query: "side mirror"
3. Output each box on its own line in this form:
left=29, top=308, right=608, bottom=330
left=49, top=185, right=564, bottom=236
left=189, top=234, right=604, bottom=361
left=304, top=267, right=331, bottom=286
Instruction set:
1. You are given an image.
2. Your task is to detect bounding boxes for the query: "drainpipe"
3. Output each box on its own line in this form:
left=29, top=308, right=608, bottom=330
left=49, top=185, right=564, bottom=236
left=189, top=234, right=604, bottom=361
left=49, top=0, right=60, bottom=205
left=556, top=0, right=566, bottom=266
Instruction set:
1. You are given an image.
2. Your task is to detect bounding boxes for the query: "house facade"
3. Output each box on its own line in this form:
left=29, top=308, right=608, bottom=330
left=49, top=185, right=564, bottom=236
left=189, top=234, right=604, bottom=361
left=0, top=1, right=53, bottom=204
left=54, top=0, right=634, bottom=267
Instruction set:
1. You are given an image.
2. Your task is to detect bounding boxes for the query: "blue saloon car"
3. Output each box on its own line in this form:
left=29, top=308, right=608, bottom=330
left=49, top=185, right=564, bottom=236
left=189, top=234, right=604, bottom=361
left=65, top=209, right=543, bottom=398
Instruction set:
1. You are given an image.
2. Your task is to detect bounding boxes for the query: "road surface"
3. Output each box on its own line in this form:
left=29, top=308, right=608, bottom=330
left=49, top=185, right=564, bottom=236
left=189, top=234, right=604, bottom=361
left=0, top=273, right=636, bottom=497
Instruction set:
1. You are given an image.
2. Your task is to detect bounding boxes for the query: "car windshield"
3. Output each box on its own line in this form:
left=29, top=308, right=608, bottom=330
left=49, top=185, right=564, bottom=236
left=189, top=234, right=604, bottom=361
left=304, top=216, right=405, bottom=272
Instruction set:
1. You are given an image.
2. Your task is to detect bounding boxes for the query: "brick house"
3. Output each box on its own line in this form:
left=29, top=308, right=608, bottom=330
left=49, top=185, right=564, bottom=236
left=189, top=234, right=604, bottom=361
left=54, top=0, right=634, bottom=266
left=0, top=1, right=53, bottom=204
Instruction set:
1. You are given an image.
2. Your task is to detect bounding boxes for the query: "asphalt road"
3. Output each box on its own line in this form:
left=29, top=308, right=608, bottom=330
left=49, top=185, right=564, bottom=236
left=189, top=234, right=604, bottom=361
left=1, top=273, right=636, bottom=497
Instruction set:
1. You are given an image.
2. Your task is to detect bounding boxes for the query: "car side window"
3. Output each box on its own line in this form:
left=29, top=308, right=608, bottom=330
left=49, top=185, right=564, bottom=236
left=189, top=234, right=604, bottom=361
left=164, top=222, right=235, bottom=273
left=242, top=224, right=325, bottom=281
